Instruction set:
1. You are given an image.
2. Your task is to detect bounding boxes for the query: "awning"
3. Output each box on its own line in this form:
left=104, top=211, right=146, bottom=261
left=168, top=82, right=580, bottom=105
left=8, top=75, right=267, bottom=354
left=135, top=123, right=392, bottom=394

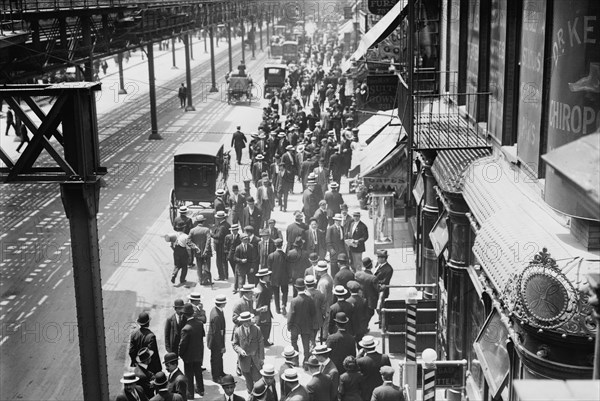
left=338, top=20, right=355, bottom=39
left=542, top=133, right=600, bottom=221
left=431, top=148, right=491, bottom=194
left=355, top=109, right=400, bottom=145
left=341, top=0, right=406, bottom=73
left=350, top=120, right=403, bottom=177
left=362, top=142, right=407, bottom=192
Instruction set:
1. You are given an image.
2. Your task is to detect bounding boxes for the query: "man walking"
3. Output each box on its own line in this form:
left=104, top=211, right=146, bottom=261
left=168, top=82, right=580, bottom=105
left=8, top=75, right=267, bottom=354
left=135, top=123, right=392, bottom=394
left=179, top=303, right=206, bottom=398
left=326, top=312, right=356, bottom=374
left=267, top=238, right=289, bottom=315
left=4, top=107, right=16, bottom=136
left=346, top=211, right=369, bottom=271
left=129, top=312, right=162, bottom=374
left=255, top=268, right=274, bottom=346
left=231, top=126, right=247, bottom=165
left=225, top=224, right=241, bottom=284
left=233, top=311, right=265, bottom=394
left=207, top=295, right=227, bottom=383
left=164, top=299, right=186, bottom=356
left=164, top=352, right=188, bottom=397
left=287, top=278, right=317, bottom=365
left=356, top=336, right=391, bottom=401
left=178, top=83, right=187, bottom=108
left=326, top=214, right=346, bottom=278
left=189, top=215, right=213, bottom=285
left=211, top=211, right=230, bottom=282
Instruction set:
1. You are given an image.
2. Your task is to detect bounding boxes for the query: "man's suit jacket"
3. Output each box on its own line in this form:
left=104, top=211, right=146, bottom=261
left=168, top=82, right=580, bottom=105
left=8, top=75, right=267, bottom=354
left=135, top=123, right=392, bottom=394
left=371, top=382, right=405, bottom=401
left=210, top=221, right=230, bottom=247
left=257, top=185, right=275, bottom=213
left=374, top=263, right=393, bottom=299
left=167, top=368, right=188, bottom=397
left=255, top=282, right=273, bottom=324
left=232, top=130, right=247, bottom=150
left=268, top=226, right=283, bottom=241
left=214, top=196, right=227, bottom=213
left=242, top=206, right=263, bottom=235
left=232, top=297, right=254, bottom=327
left=164, top=313, right=187, bottom=355
left=320, top=359, right=340, bottom=401
left=232, top=324, right=264, bottom=373
left=306, top=227, right=326, bottom=259
left=282, top=151, right=297, bottom=178
left=206, top=307, right=226, bottom=350
left=268, top=249, right=289, bottom=287
left=302, top=188, right=319, bottom=222
left=190, top=225, right=213, bottom=256
left=348, top=294, right=369, bottom=338
left=286, top=221, right=308, bottom=252
left=357, top=352, right=391, bottom=400
left=326, top=329, right=357, bottom=374
left=220, top=394, right=245, bottom=401
left=306, top=287, right=326, bottom=330
left=134, top=364, right=155, bottom=398
left=333, top=267, right=355, bottom=290
left=287, top=292, right=317, bottom=335
left=233, top=243, right=254, bottom=273
left=312, top=208, right=329, bottom=232
left=149, top=391, right=184, bottom=401
left=257, top=377, right=278, bottom=401
left=329, top=300, right=355, bottom=336
left=258, top=238, right=276, bottom=270
left=178, top=318, right=205, bottom=363
left=346, top=220, right=369, bottom=253
left=279, top=362, right=296, bottom=398
left=284, top=384, right=310, bottom=401
left=115, top=386, right=149, bottom=401
left=228, top=193, right=246, bottom=223
left=324, top=191, right=344, bottom=217
left=307, top=372, right=332, bottom=401
left=313, top=166, right=330, bottom=196
left=317, top=273, right=334, bottom=310
left=287, top=247, right=310, bottom=281
left=325, top=224, right=346, bottom=262
left=355, top=270, right=380, bottom=310
left=129, top=327, right=162, bottom=373
left=225, top=233, right=241, bottom=262
left=328, top=153, right=344, bottom=182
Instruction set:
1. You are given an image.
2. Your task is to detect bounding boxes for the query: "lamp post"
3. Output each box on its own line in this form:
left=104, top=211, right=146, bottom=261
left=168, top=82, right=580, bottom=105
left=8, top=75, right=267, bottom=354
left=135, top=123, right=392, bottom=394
left=422, top=348, right=438, bottom=401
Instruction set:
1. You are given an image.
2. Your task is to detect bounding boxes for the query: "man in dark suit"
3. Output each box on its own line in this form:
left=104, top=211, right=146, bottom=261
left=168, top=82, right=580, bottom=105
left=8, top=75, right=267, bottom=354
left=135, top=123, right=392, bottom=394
left=326, top=214, right=346, bottom=278
left=242, top=197, right=263, bottom=236
left=313, top=344, right=339, bottom=401
left=304, top=253, right=319, bottom=277
left=313, top=158, right=330, bottom=197
left=115, top=372, right=149, bottom=401
left=129, top=312, right=162, bottom=374
left=312, top=200, right=329, bottom=232
left=355, top=257, right=379, bottom=327
left=164, top=299, right=186, bottom=356
left=214, top=188, right=227, bottom=213
left=323, top=181, right=344, bottom=224
left=346, top=211, right=369, bottom=271
left=225, top=224, right=241, bottom=285
left=257, top=364, right=278, bottom=401
left=306, top=218, right=326, bottom=259
left=287, top=278, right=317, bottom=364
left=326, top=312, right=357, bottom=374
left=207, top=295, right=227, bottom=383
left=328, top=147, right=344, bottom=184
left=328, top=286, right=356, bottom=336
left=255, top=268, right=274, bottom=346
left=233, top=311, right=265, bottom=393
left=267, top=218, right=283, bottom=241
left=133, top=348, right=156, bottom=398
left=373, top=250, right=394, bottom=323
left=252, top=154, right=269, bottom=188
left=211, top=211, right=229, bottom=282
left=286, top=211, right=308, bottom=252
left=150, top=372, right=185, bottom=401
left=257, top=228, right=276, bottom=270
left=281, top=369, right=310, bottom=401
left=302, top=181, right=319, bottom=226
left=179, top=303, right=206, bottom=398
left=278, top=347, right=299, bottom=398
left=268, top=238, right=289, bottom=315
left=287, top=238, right=310, bottom=298
left=228, top=185, right=246, bottom=225
left=231, top=126, right=247, bottom=165
left=220, top=374, right=245, bottom=401
left=304, top=274, right=326, bottom=348
left=306, top=355, right=332, bottom=401
left=333, top=253, right=355, bottom=289
left=372, top=366, right=405, bottom=401
left=280, top=145, right=297, bottom=211
left=346, top=281, right=369, bottom=343
left=233, top=234, right=254, bottom=289
left=164, top=352, right=188, bottom=397
left=356, top=336, right=391, bottom=401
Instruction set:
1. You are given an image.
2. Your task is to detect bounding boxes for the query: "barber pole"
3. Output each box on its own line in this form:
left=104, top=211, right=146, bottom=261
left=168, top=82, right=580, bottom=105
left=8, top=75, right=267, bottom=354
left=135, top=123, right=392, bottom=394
left=406, top=299, right=417, bottom=362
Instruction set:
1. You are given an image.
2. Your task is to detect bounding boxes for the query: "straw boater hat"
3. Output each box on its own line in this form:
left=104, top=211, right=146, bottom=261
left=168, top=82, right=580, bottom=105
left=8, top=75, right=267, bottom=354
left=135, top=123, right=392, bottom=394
left=333, top=213, right=343, bottom=221
left=215, top=294, right=227, bottom=304
left=194, top=214, right=206, bottom=223
left=333, top=285, right=348, bottom=296
left=256, top=268, right=271, bottom=277
left=179, top=206, right=188, bottom=214
left=286, top=145, right=294, bottom=151
left=315, top=260, right=328, bottom=272
left=278, top=132, right=286, bottom=138
left=256, top=154, right=264, bottom=160
left=215, top=188, right=226, bottom=196
left=281, top=368, right=300, bottom=382
left=120, top=372, right=139, bottom=384
left=241, top=283, right=255, bottom=292
left=188, top=292, right=201, bottom=301
left=260, top=364, right=276, bottom=377
left=238, top=311, right=254, bottom=322
left=304, top=275, right=316, bottom=287
left=330, top=182, right=340, bottom=189
left=312, top=344, right=332, bottom=355
left=359, top=335, right=379, bottom=349
left=230, top=223, right=240, bottom=230
left=282, top=346, right=299, bottom=359
left=215, top=211, right=227, bottom=219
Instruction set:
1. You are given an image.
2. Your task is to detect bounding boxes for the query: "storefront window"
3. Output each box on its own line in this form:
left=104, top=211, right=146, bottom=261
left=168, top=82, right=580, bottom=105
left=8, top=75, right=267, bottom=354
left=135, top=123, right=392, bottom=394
left=465, top=279, right=486, bottom=397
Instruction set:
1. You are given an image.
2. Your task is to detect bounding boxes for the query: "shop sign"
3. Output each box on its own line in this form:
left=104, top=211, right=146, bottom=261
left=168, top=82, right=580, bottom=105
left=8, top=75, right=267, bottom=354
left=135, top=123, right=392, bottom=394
left=488, top=0, right=508, bottom=143
left=368, top=0, right=401, bottom=16
left=547, top=0, right=600, bottom=152
left=365, top=74, right=399, bottom=111
left=363, top=176, right=405, bottom=187
left=416, top=361, right=464, bottom=388
left=516, top=0, right=546, bottom=174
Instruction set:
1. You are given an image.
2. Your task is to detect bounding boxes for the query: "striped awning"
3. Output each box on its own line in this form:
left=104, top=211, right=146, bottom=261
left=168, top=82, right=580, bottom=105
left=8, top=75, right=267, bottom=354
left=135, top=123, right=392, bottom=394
left=431, top=148, right=491, bottom=193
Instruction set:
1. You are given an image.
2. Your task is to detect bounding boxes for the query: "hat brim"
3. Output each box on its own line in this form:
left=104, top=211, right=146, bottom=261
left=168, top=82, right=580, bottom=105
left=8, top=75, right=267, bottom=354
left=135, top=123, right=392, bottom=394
left=120, top=377, right=139, bottom=384
left=359, top=339, right=379, bottom=348
left=260, top=369, right=276, bottom=377
left=313, top=347, right=332, bottom=355
left=163, top=356, right=180, bottom=365
left=333, top=290, right=348, bottom=296
left=282, top=350, right=299, bottom=358
left=281, top=375, right=299, bottom=382
left=220, top=380, right=237, bottom=387
left=136, top=349, right=154, bottom=363
left=334, top=318, right=349, bottom=324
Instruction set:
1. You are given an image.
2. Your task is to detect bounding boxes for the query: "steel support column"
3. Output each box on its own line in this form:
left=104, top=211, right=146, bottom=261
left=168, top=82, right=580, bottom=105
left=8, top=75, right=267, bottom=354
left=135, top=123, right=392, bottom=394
left=419, top=154, right=438, bottom=298
left=81, top=17, right=94, bottom=82
left=117, top=52, right=127, bottom=94
left=241, top=20, right=245, bottom=62
left=209, top=26, right=218, bottom=93
left=266, top=19, right=269, bottom=49
left=171, top=37, right=178, bottom=69
left=227, top=23, right=233, bottom=73
left=189, top=32, right=194, bottom=60
left=184, top=33, right=195, bottom=111
left=59, top=18, right=67, bottom=49
left=147, top=43, right=162, bottom=140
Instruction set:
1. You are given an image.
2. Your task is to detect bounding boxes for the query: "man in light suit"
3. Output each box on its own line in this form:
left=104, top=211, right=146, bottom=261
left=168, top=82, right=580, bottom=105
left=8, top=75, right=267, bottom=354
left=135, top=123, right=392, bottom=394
left=371, top=366, right=404, bottom=401
left=306, top=218, right=326, bottom=259
left=346, top=211, right=369, bottom=271
left=207, top=295, right=227, bottom=383
left=228, top=185, right=246, bottom=224
left=326, top=214, right=346, bottom=278
left=232, top=311, right=265, bottom=393
left=164, top=299, right=186, bottom=357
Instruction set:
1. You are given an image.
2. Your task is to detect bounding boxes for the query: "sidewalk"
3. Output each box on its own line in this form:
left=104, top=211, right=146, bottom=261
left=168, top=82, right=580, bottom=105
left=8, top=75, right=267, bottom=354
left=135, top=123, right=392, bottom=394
left=0, top=34, right=244, bottom=165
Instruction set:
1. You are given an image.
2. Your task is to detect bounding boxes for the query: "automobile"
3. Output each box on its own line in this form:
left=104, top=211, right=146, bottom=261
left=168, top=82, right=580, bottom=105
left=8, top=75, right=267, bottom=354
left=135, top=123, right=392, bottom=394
left=264, top=64, right=287, bottom=98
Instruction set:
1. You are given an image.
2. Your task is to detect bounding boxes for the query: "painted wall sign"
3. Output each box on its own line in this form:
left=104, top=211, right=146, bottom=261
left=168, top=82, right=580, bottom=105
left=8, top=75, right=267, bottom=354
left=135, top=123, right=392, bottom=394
left=517, top=0, right=547, bottom=174
left=368, top=0, right=401, bottom=16
left=547, top=0, right=600, bottom=152
left=366, top=74, right=399, bottom=111
left=488, top=0, right=508, bottom=143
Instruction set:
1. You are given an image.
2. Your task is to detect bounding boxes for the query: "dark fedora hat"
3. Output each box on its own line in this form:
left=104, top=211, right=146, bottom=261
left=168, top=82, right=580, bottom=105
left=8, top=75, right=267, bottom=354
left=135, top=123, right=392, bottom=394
left=220, top=374, right=237, bottom=387
left=294, top=278, right=305, bottom=289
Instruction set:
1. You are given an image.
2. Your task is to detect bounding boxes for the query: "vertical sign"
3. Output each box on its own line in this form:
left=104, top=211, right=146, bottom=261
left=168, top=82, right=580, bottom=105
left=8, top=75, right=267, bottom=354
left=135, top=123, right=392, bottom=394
left=368, top=0, right=401, bottom=16
left=466, top=0, right=481, bottom=119
left=517, top=0, right=546, bottom=174
left=547, top=0, right=600, bottom=152
left=448, top=0, right=461, bottom=92
left=488, top=0, right=508, bottom=143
